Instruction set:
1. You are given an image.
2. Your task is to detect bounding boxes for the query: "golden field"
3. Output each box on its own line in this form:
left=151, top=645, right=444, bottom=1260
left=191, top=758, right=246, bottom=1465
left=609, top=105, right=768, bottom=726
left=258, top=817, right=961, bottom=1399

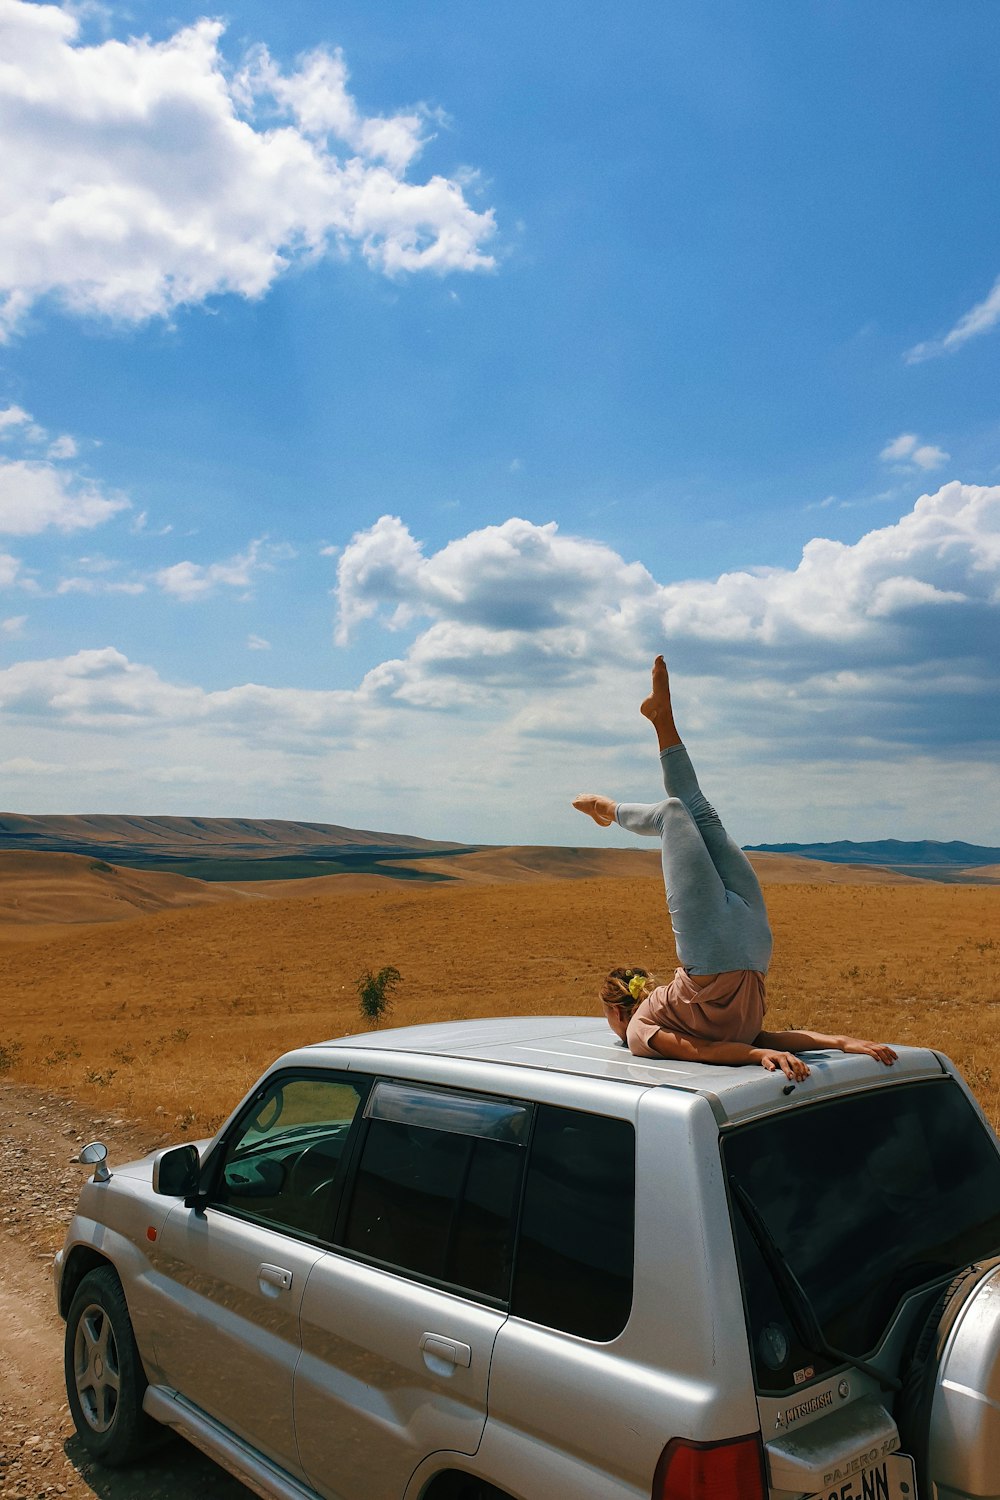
left=1, top=851, right=998, bottom=1135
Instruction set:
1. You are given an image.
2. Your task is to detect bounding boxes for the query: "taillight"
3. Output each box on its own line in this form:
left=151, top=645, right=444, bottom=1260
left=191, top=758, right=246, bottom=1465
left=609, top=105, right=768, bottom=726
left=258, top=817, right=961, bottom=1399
left=652, top=1433, right=767, bottom=1499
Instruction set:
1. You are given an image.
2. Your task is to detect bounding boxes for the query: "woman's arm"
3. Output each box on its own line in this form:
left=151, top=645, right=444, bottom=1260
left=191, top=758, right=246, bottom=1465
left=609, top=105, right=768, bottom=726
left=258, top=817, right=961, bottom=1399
left=756, top=1028, right=897, bottom=1066
left=641, top=1028, right=811, bottom=1081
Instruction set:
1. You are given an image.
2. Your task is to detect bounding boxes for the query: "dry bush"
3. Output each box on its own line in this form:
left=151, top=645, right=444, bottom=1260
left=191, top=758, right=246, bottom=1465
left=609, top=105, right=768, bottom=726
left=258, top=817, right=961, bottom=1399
left=0, top=877, right=997, bottom=1138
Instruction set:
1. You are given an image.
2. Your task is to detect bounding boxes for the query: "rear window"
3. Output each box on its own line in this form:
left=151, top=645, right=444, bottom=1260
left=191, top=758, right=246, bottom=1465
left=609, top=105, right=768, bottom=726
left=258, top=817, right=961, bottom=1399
left=723, top=1078, right=1000, bottom=1392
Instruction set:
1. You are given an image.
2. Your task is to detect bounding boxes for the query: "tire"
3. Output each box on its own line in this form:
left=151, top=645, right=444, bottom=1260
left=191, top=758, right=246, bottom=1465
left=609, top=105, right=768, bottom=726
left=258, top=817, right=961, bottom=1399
left=64, top=1266, right=154, bottom=1466
left=895, top=1265, right=983, bottom=1490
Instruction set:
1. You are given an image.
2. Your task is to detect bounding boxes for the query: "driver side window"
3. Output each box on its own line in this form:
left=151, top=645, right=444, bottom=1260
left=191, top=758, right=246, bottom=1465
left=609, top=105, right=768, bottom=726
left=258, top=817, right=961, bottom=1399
left=213, top=1073, right=367, bottom=1243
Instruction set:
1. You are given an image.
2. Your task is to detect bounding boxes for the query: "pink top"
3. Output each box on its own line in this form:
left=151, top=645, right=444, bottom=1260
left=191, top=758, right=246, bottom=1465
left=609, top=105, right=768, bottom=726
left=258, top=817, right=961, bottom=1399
left=626, top=968, right=767, bottom=1057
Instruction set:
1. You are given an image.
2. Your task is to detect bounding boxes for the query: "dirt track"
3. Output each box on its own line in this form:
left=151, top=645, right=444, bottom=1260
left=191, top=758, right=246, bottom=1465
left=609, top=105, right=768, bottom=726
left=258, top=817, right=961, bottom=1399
left=0, top=1081, right=250, bottom=1500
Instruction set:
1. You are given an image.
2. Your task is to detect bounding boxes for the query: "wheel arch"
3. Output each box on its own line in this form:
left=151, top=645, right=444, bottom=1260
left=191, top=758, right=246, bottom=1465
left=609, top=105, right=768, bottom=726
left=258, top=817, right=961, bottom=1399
left=416, top=1470, right=520, bottom=1500
left=59, top=1244, right=120, bottom=1319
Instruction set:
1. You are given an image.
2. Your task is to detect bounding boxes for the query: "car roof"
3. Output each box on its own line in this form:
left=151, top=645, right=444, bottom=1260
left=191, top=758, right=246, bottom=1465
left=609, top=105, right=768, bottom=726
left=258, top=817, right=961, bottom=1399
left=294, top=1017, right=947, bottom=1125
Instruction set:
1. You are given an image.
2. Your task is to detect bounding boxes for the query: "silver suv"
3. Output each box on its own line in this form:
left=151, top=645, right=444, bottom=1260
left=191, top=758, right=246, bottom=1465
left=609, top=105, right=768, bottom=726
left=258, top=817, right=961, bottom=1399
left=55, top=1018, right=1000, bottom=1500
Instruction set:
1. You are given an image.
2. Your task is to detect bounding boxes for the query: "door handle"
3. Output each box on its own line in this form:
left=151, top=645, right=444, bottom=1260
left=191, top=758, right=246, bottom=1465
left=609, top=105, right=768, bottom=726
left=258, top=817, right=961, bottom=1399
left=420, top=1332, right=472, bottom=1369
left=258, top=1263, right=293, bottom=1293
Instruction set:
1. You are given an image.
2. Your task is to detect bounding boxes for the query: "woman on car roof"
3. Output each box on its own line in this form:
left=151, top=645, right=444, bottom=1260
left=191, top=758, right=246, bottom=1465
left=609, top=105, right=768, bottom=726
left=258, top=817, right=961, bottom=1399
left=573, top=655, right=897, bottom=1083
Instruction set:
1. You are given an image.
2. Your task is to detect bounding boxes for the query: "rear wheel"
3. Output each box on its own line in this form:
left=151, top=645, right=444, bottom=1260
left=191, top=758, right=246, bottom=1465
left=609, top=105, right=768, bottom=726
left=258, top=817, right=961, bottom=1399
left=65, top=1266, right=154, bottom=1465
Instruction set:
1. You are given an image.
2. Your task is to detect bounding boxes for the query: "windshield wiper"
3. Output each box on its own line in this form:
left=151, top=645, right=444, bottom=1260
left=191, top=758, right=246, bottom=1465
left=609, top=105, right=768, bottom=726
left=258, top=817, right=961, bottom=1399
left=731, top=1177, right=901, bottom=1393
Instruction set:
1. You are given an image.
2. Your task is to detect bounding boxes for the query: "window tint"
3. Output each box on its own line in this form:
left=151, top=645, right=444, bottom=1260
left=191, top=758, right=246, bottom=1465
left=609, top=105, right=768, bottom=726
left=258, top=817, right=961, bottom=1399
left=724, top=1078, right=1000, bottom=1391
left=512, top=1106, right=635, bottom=1341
left=214, top=1074, right=366, bottom=1241
left=342, top=1088, right=529, bottom=1301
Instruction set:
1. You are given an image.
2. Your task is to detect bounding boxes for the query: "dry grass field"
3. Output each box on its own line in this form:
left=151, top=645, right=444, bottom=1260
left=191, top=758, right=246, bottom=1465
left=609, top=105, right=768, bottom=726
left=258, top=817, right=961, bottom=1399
left=1, top=861, right=998, bottom=1137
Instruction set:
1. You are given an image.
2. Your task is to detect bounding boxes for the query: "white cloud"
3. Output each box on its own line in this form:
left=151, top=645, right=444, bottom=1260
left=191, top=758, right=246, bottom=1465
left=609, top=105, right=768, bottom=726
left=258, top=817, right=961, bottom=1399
left=56, top=575, right=145, bottom=595
left=0, top=3, right=496, bottom=339
left=328, top=486, right=1000, bottom=769
left=155, top=538, right=290, bottom=601
left=247, top=633, right=271, bottom=651
left=906, top=274, right=1000, bottom=363
left=0, top=404, right=31, bottom=430
left=3, top=484, right=999, bottom=841
left=1, top=612, right=26, bottom=636
left=0, top=455, right=128, bottom=534
left=0, top=406, right=127, bottom=534
left=880, top=432, right=950, bottom=470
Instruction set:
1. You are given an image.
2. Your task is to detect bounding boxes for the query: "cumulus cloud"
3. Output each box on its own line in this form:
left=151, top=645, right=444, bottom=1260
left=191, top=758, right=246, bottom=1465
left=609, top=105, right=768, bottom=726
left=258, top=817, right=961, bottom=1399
left=906, top=275, right=1000, bottom=363
left=0, top=2, right=496, bottom=339
left=0, top=458, right=128, bottom=534
left=0, top=645, right=356, bottom=738
left=0, top=404, right=31, bottom=431
left=155, top=538, right=291, bottom=601
left=4, top=484, right=1000, bottom=840
left=1, top=612, right=26, bottom=636
left=880, top=433, right=950, bottom=471
left=0, top=403, right=128, bottom=534
left=327, top=485, right=1000, bottom=768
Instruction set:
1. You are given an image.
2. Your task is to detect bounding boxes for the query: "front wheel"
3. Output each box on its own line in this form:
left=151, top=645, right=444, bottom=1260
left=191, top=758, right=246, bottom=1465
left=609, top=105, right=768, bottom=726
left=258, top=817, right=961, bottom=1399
left=65, top=1266, right=154, bottom=1465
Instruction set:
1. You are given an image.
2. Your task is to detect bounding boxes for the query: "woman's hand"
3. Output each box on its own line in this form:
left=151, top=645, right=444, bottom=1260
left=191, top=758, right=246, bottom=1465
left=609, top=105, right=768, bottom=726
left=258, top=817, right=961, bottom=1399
left=839, top=1036, right=898, bottom=1065
left=751, top=1047, right=811, bottom=1081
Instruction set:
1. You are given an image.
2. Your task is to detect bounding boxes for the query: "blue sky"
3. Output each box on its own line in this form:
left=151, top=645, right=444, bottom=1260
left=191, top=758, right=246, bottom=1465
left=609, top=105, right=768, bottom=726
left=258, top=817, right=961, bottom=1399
left=1, top=0, right=999, bottom=846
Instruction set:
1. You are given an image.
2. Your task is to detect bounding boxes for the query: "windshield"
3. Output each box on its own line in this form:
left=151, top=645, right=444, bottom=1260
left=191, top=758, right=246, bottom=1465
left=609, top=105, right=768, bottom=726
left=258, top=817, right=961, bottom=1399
left=723, top=1078, right=1000, bottom=1393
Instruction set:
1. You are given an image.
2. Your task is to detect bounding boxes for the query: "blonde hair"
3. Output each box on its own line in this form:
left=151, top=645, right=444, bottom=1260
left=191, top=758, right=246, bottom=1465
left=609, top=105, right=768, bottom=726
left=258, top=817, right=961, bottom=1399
left=600, top=966, right=653, bottom=1008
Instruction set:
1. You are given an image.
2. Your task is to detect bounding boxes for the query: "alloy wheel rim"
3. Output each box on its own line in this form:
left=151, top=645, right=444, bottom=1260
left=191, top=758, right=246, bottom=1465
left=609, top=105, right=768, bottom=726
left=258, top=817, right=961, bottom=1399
left=73, top=1302, right=121, bottom=1432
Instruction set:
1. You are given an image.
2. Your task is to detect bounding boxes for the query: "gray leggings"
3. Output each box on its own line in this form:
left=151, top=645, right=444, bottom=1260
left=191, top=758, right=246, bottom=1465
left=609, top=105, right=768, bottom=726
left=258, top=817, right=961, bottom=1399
left=615, top=744, right=772, bottom=974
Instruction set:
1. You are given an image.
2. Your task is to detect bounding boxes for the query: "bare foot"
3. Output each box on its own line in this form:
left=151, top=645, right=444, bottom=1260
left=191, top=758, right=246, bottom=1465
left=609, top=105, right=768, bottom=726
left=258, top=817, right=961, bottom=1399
left=572, top=794, right=616, bottom=827
left=640, top=655, right=681, bottom=748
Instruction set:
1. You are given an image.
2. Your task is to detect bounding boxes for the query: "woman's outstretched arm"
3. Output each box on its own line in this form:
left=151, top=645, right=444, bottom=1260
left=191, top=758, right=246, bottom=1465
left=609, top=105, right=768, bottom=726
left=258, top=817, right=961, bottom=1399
left=640, top=1027, right=813, bottom=1081
left=755, top=1028, right=897, bottom=1066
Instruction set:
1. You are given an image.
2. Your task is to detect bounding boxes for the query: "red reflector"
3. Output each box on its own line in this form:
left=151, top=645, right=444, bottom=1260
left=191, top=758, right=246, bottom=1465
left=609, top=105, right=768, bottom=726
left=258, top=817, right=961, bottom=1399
left=653, top=1433, right=767, bottom=1500
left=146, top=1226, right=157, bottom=1241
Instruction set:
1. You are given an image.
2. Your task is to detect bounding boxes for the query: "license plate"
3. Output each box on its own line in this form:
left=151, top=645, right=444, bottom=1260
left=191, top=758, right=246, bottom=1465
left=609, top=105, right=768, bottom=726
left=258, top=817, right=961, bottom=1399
left=809, top=1451, right=917, bottom=1500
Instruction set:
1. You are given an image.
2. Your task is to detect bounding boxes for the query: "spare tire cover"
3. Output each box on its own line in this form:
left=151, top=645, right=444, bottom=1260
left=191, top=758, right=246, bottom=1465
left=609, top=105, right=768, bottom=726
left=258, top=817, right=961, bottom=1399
left=927, top=1260, right=1000, bottom=1497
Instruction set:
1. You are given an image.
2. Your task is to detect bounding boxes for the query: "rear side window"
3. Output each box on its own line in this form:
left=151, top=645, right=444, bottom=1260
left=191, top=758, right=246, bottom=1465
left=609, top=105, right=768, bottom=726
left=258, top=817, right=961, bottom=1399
left=511, top=1105, right=635, bottom=1341
left=724, top=1078, right=1000, bottom=1391
left=341, top=1082, right=529, bottom=1301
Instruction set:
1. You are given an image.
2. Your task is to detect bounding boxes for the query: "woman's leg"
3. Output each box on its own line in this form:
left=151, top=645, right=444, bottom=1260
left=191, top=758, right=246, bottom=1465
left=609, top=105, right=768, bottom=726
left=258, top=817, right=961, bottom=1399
left=614, top=796, right=731, bottom=970
left=642, top=656, right=766, bottom=909
left=574, top=656, right=773, bottom=973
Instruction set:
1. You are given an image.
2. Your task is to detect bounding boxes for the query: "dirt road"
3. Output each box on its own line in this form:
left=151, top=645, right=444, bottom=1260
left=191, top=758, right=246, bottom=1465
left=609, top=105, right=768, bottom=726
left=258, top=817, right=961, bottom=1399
left=0, top=1082, right=251, bottom=1500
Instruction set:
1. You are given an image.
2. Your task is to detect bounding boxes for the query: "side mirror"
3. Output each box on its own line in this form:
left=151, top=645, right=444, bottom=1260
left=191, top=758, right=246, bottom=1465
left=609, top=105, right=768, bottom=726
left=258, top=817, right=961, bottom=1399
left=152, top=1143, right=201, bottom=1197
left=76, top=1140, right=111, bottom=1182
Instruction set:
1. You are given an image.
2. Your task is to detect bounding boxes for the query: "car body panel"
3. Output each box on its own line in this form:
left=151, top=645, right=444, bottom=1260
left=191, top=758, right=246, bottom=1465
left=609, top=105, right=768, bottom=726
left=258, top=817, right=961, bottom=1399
left=55, top=1020, right=1000, bottom=1500
left=295, top=1254, right=506, bottom=1500
left=149, top=1202, right=325, bottom=1479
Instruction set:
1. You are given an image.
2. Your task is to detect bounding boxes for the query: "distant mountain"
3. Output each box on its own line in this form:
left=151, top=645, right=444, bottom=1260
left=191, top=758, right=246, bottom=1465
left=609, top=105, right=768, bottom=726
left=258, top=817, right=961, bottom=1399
left=745, top=839, right=1000, bottom=883
left=0, top=813, right=476, bottom=882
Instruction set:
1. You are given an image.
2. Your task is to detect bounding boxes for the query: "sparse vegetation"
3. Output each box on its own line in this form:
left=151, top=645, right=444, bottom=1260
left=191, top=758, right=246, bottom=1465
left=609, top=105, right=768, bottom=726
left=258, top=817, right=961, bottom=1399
left=0, top=876, right=997, bottom=1134
left=356, top=965, right=402, bottom=1027
left=0, top=1040, right=23, bottom=1073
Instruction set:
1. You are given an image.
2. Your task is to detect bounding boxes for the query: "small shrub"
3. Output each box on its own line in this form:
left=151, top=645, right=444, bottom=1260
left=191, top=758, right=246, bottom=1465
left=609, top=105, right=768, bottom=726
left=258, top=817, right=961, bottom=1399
left=356, top=965, right=402, bottom=1028
left=0, top=1041, right=23, bottom=1074
left=84, top=1068, right=117, bottom=1087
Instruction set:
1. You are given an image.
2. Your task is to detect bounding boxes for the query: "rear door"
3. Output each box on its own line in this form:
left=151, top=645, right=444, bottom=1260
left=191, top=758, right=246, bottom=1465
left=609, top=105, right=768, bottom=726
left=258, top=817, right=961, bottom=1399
left=722, top=1076, right=1000, bottom=1496
left=294, top=1081, right=529, bottom=1500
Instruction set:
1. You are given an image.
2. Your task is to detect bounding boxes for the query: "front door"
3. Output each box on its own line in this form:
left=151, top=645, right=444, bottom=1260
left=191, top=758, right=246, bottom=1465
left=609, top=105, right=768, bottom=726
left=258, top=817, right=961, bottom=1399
left=149, top=1070, right=370, bottom=1478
